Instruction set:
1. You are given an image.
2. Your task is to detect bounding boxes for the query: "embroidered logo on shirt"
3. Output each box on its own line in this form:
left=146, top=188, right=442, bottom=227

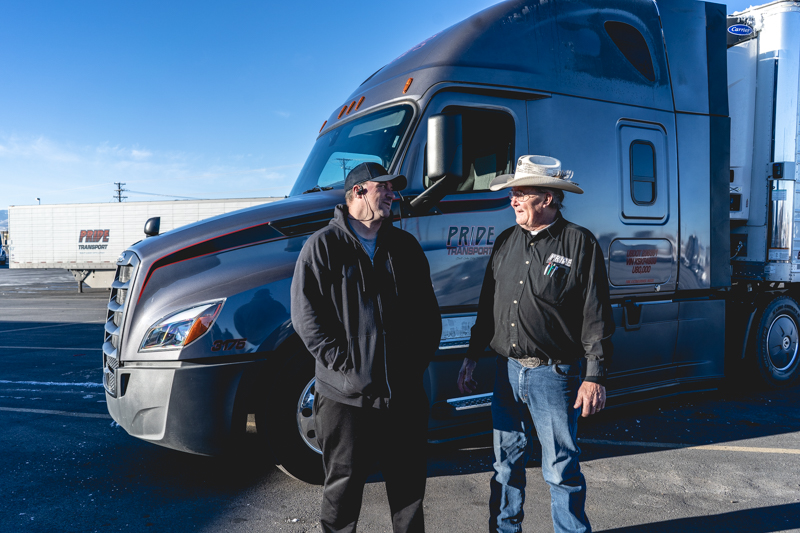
left=544, top=253, right=572, bottom=278
left=546, top=253, right=572, bottom=267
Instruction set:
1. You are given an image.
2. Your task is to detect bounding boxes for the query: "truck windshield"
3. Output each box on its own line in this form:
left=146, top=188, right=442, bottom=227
left=290, top=105, right=414, bottom=196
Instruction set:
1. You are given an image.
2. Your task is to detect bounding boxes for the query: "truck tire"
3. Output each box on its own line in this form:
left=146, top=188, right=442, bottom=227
left=258, top=351, right=324, bottom=485
left=754, top=296, right=800, bottom=388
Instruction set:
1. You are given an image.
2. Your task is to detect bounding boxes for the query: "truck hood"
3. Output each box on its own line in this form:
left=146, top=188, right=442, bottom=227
left=119, top=189, right=343, bottom=361
left=129, top=189, right=342, bottom=263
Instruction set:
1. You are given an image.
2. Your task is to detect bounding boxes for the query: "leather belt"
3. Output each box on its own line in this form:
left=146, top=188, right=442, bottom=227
left=514, top=355, right=561, bottom=368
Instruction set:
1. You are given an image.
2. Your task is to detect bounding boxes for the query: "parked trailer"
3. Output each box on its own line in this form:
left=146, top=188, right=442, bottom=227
left=0, top=232, right=7, bottom=265
left=103, top=0, right=800, bottom=484
left=7, top=198, right=281, bottom=290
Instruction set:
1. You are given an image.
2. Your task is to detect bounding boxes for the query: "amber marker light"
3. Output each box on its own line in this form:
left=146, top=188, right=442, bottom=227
left=319, top=120, right=327, bottom=133
left=355, top=96, right=365, bottom=110
left=183, top=302, right=223, bottom=346
left=403, top=77, right=413, bottom=94
left=337, top=105, right=347, bottom=119
left=346, top=100, right=357, bottom=114
left=140, top=301, right=224, bottom=351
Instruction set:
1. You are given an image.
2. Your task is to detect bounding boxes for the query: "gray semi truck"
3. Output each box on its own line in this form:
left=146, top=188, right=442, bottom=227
left=103, top=0, right=800, bottom=483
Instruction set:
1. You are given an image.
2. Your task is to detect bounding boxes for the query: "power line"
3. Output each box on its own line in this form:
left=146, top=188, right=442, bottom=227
left=112, top=182, right=203, bottom=201
left=126, top=190, right=204, bottom=200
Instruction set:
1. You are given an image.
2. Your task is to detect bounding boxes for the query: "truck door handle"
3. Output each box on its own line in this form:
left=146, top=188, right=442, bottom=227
left=623, top=301, right=642, bottom=331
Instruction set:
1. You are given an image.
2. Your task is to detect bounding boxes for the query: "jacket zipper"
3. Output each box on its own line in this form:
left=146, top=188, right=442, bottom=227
left=355, top=237, right=392, bottom=404
left=374, top=244, right=392, bottom=404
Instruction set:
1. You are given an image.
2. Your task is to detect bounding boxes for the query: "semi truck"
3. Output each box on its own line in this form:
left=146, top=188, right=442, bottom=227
left=103, top=0, right=800, bottom=484
left=7, top=198, right=281, bottom=290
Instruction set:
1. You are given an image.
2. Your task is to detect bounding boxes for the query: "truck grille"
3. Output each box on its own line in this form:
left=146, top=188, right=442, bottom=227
left=103, top=252, right=139, bottom=397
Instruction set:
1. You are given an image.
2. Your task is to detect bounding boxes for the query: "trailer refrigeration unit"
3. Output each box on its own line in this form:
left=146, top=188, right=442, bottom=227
left=7, top=198, right=281, bottom=291
left=103, top=0, right=800, bottom=483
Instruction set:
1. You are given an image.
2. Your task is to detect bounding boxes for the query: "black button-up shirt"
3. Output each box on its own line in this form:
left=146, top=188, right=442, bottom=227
left=466, top=215, right=614, bottom=384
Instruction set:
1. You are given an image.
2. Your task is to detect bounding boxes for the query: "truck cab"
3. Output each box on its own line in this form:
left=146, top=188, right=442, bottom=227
left=104, top=0, right=800, bottom=484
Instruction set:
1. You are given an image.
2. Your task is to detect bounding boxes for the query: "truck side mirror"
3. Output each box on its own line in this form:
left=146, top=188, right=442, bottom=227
left=427, top=114, right=463, bottom=182
left=144, top=217, right=161, bottom=237
left=410, top=114, right=464, bottom=213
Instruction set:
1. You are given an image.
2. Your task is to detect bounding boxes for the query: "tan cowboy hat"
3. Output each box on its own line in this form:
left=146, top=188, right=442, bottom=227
left=489, top=155, right=584, bottom=194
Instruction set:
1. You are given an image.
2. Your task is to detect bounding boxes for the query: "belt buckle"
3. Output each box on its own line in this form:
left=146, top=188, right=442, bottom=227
left=518, top=356, right=543, bottom=368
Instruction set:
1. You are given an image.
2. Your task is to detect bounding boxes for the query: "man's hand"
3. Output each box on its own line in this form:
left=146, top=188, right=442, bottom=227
left=457, top=358, right=478, bottom=395
left=573, top=381, right=606, bottom=417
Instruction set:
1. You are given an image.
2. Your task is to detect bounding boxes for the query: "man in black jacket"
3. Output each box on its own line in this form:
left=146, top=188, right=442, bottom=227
left=291, top=162, right=441, bottom=533
left=457, top=156, right=614, bottom=533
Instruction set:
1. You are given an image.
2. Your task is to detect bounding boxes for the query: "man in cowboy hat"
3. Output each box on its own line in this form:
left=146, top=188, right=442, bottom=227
left=456, top=155, right=614, bottom=533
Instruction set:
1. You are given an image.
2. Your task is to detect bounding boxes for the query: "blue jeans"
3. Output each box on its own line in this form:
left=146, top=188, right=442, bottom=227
left=489, top=356, right=590, bottom=533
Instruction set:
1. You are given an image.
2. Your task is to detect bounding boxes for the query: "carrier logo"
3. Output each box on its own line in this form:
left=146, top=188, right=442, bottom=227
left=728, top=24, right=753, bottom=36
left=78, top=229, right=110, bottom=250
left=446, top=226, right=495, bottom=256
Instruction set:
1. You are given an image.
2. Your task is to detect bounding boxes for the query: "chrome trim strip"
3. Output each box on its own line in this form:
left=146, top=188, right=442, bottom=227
left=103, top=251, right=140, bottom=397
left=104, top=321, right=119, bottom=336
left=611, top=299, right=675, bottom=308
left=103, top=367, right=116, bottom=395
left=447, top=392, right=493, bottom=403
left=111, top=279, right=131, bottom=290
left=439, top=342, right=470, bottom=350
left=446, top=392, right=493, bottom=411
left=102, top=341, right=117, bottom=358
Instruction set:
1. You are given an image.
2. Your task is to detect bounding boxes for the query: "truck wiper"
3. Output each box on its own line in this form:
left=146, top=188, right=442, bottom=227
left=302, top=186, right=334, bottom=194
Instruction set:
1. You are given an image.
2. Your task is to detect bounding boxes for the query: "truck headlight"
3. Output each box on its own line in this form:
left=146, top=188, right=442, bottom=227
left=140, top=301, right=223, bottom=351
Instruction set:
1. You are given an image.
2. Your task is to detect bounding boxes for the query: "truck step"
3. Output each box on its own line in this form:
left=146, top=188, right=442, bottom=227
left=447, top=393, right=493, bottom=411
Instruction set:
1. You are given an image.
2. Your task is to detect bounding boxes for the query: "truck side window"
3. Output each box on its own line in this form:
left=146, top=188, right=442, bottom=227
left=630, top=141, right=656, bottom=205
left=604, top=21, right=655, bottom=82
left=424, top=108, right=514, bottom=192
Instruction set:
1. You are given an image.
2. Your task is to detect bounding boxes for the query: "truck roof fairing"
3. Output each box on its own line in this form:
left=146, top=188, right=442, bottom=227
left=323, top=0, right=676, bottom=134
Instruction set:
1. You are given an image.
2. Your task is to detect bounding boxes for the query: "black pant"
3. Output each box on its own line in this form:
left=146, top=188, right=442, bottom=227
left=314, top=393, right=428, bottom=533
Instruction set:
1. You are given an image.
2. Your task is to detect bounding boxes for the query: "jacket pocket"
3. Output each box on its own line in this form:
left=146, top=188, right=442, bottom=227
left=342, top=334, right=382, bottom=395
left=324, top=343, right=348, bottom=371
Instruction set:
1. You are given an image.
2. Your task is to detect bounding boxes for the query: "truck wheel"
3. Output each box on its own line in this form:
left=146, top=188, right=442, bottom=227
left=754, top=296, right=800, bottom=388
left=258, top=352, right=324, bottom=485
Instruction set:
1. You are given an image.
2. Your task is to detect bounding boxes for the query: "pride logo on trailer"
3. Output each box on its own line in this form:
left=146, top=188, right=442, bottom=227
left=78, top=229, right=110, bottom=243
left=78, top=229, right=110, bottom=251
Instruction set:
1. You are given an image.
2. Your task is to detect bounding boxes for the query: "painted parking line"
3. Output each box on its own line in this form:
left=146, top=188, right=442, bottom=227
left=0, top=346, right=103, bottom=351
left=0, top=406, right=111, bottom=419
left=579, top=438, right=800, bottom=455
left=0, top=380, right=103, bottom=388
left=0, top=308, right=106, bottom=310
left=0, top=323, right=106, bottom=332
left=0, top=323, right=84, bottom=334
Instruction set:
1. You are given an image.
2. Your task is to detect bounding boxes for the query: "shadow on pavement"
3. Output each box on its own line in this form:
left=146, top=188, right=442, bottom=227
left=419, top=382, right=800, bottom=479
left=114, top=431, right=280, bottom=494
left=600, top=502, right=800, bottom=532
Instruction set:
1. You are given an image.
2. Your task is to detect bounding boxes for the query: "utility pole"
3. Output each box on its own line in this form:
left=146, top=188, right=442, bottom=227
left=114, top=182, right=128, bottom=203
left=334, top=158, right=356, bottom=182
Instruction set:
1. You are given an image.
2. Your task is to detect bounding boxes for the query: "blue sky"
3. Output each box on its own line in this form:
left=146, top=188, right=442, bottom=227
left=0, top=0, right=758, bottom=208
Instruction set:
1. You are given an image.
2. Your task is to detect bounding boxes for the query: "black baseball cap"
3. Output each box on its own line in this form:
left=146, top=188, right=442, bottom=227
left=345, top=162, right=407, bottom=192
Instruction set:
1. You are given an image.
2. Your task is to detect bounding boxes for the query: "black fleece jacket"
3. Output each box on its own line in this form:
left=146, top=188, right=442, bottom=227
left=290, top=205, right=442, bottom=408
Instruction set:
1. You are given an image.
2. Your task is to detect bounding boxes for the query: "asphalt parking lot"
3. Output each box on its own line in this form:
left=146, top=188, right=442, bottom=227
left=1, top=266, right=799, bottom=532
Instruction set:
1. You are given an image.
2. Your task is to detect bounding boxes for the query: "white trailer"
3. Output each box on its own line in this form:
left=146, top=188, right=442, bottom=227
left=7, top=198, right=282, bottom=290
